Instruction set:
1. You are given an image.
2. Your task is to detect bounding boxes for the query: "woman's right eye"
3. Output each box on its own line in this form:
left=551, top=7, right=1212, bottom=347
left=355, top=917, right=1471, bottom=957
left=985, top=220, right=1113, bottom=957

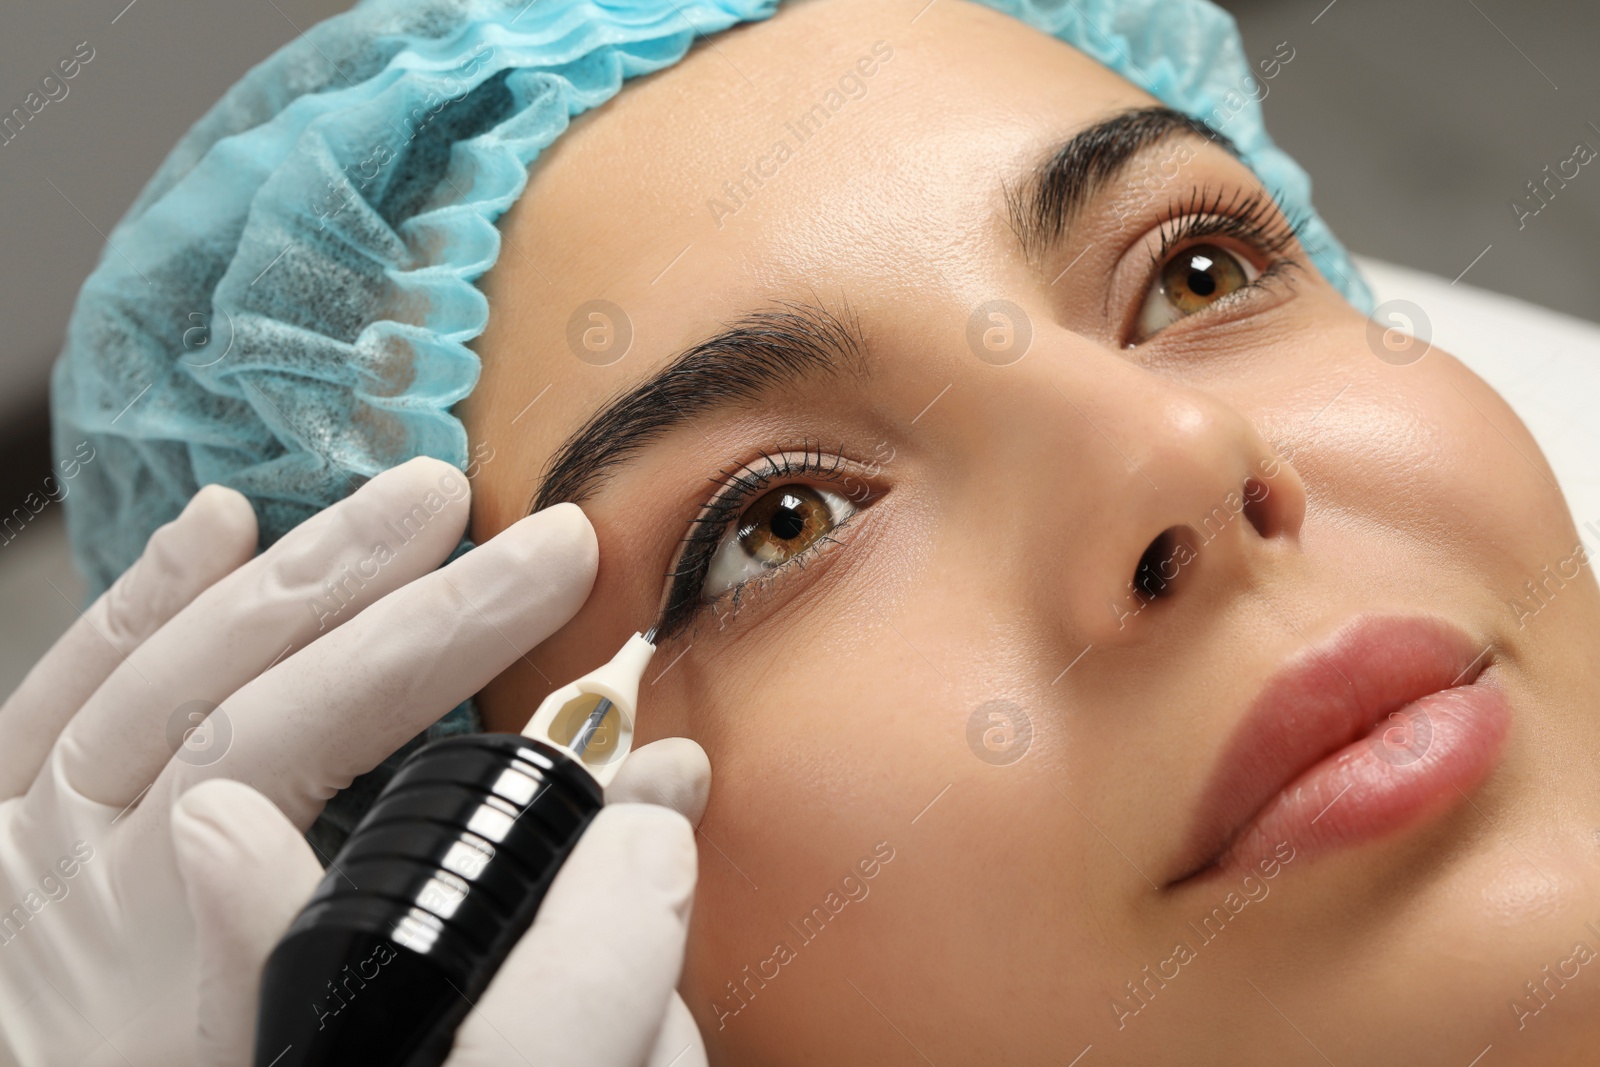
left=702, top=484, right=857, bottom=597
left=1117, top=185, right=1307, bottom=346
left=1134, top=241, right=1260, bottom=340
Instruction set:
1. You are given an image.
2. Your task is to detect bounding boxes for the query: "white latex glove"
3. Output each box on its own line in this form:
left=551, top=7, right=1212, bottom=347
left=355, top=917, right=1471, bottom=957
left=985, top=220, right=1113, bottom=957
left=171, top=737, right=711, bottom=1067
left=0, top=457, right=597, bottom=1067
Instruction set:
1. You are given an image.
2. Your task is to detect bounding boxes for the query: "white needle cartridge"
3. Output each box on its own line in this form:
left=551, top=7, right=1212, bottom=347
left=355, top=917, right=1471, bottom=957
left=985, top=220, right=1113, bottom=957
left=522, top=629, right=658, bottom=787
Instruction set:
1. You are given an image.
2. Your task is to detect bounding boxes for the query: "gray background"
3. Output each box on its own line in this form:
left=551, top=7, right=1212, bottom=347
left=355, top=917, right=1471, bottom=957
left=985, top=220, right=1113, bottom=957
left=0, top=0, right=1596, bottom=697
left=1219, top=0, right=1598, bottom=314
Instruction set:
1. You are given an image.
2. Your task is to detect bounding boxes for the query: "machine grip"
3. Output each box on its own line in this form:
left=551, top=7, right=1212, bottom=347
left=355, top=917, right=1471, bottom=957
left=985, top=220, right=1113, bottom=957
left=253, top=734, right=603, bottom=1067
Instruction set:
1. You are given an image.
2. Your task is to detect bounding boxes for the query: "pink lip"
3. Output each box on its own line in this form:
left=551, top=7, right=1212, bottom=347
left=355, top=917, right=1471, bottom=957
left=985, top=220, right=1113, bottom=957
left=1169, top=615, right=1510, bottom=886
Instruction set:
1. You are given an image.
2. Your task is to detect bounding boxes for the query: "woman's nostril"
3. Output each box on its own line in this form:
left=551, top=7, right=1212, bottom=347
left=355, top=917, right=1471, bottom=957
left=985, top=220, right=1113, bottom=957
left=1242, top=477, right=1273, bottom=539
left=1133, top=525, right=1194, bottom=601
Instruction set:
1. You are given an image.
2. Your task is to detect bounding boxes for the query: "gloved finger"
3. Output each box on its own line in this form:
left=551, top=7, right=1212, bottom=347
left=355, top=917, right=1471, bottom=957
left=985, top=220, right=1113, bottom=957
left=135, top=501, right=597, bottom=835
left=607, top=737, right=712, bottom=827
left=646, top=993, right=708, bottom=1067
left=0, top=484, right=256, bottom=799
left=445, top=803, right=696, bottom=1067
left=59, top=456, right=469, bottom=807
left=171, top=778, right=323, bottom=1067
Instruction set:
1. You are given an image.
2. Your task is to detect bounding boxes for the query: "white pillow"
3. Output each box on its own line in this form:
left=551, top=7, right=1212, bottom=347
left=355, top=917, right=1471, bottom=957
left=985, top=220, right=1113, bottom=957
left=1354, top=256, right=1600, bottom=540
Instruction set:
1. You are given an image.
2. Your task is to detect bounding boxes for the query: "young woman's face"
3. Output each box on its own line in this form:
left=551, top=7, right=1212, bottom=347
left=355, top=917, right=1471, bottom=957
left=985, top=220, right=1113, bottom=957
left=461, top=0, right=1600, bottom=1061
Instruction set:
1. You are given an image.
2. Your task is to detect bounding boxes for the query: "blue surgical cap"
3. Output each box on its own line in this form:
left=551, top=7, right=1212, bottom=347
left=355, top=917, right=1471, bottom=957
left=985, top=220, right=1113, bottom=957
left=51, top=0, right=1374, bottom=852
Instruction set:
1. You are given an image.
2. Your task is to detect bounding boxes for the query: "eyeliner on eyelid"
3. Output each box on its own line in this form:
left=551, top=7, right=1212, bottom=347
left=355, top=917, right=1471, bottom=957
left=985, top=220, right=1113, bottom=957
left=653, top=444, right=874, bottom=641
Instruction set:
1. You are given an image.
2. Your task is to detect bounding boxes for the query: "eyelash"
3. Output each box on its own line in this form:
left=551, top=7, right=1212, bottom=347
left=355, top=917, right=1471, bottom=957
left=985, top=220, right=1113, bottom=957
left=1129, top=184, right=1309, bottom=341
left=655, top=444, right=861, bottom=640
left=647, top=188, right=1300, bottom=637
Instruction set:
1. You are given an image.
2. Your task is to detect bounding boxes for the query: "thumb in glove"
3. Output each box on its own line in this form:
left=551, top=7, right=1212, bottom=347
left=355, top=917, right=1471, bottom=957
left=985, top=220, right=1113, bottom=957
left=172, top=736, right=712, bottom=1067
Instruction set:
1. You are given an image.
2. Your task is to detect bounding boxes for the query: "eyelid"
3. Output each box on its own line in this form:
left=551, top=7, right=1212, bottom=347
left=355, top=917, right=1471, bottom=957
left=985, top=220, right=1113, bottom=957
left=654, top=445, right=882, bottom=641
left=1109, top=184, right=1308, bottom=345
left=1147, top=186, right=1304, bottom=266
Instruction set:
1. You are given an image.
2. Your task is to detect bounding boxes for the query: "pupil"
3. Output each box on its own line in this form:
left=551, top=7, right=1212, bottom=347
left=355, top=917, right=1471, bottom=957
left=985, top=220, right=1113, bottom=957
left=1186, top=265, right=1216, bottom=296
left=770, top=505, right=805, bottom=540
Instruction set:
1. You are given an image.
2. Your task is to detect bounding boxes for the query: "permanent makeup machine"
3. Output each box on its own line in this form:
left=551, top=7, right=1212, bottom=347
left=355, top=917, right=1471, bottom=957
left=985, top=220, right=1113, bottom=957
left=253, top=630, right=659, bottom=1067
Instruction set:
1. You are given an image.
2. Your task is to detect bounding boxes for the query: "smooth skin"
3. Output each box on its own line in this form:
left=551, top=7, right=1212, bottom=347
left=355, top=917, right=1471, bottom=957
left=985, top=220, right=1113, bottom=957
left=462, top=0, right=1600, bottom=1062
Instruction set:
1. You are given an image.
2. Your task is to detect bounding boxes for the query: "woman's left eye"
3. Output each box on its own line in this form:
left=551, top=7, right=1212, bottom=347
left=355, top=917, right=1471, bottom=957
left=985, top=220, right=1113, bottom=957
left=1134, top=241, right=1260, bottom=339
left=702, top=484, right=857, bottom=597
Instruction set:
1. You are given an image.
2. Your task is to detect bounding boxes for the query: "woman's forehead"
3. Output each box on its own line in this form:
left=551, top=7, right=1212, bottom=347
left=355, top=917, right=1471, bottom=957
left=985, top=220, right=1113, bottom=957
left=470, top=0, right=1169, bottom=525
left=503, top=0, right=1157, bottom=303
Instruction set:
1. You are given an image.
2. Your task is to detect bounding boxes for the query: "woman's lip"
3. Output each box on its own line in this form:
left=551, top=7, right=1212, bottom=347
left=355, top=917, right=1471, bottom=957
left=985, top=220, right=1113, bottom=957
left=1168, top=614, right=1509, bottom=887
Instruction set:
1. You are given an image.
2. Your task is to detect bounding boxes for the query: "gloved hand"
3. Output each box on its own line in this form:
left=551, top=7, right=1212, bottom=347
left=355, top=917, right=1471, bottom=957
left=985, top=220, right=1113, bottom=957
left=170, top=738, right=710, bottom=1067
left=0, top=457, right=597, bottom=1067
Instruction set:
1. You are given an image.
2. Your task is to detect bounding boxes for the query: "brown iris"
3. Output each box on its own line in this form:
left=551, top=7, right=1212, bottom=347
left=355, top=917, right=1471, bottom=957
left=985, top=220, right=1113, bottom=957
left=735, top=485, right=834, bottom=566
left=1159, top=242, right=1250, bottom=314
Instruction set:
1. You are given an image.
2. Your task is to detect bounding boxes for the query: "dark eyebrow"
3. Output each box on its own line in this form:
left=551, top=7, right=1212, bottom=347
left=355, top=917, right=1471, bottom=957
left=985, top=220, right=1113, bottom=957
left=529, top=298, right=867, bottom=513
left=526, top=109, right=1231, bottom=513
left=1004, top=105, right=1241, bottom=265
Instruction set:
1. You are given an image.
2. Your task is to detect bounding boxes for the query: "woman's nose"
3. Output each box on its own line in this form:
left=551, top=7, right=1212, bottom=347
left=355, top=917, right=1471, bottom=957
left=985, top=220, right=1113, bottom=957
left=1026, top=359, right=1307, bottom=645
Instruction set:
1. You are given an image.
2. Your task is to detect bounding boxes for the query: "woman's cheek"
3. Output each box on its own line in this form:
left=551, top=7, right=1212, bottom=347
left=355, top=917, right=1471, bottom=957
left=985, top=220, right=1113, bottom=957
left=674, top=653, right=916, bottom=990
left=1404, top=350, right=1577, bottom=578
